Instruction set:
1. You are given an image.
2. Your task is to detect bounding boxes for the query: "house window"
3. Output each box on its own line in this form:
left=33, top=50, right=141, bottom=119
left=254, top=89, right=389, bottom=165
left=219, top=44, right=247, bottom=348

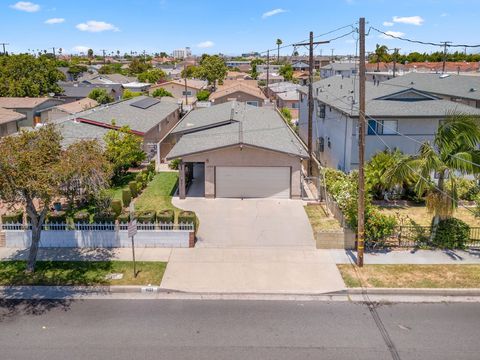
left=182, top=90, right=192, bottom=96
left=316, top=103, right=326, bottom=118
left=367, top=119, right=398, bottom=135
left=246, top=101, right=259, bottom=106
left=291, top=102, right=299, bottom=109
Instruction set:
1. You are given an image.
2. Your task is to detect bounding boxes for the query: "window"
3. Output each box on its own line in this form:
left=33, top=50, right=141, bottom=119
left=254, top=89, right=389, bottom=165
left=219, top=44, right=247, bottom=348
left=291, top=102, right=299, bottom=109
left=367, top=120, right=398, bottom=135
left=182, top=90, right=192, bottom=96
left=246, top=101, right=258, bottom=107
left=316, top=102, right=326, bottom=118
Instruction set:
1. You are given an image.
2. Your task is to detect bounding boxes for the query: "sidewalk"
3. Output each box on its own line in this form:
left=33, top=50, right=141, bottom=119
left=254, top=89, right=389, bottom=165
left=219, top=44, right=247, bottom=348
left=330, top=249, right=480, bottom=264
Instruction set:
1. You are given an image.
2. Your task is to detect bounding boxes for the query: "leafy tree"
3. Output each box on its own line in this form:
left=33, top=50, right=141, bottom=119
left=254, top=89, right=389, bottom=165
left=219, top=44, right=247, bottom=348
left=104, top=125, right=146, bottom=177
left=195, top=55, right=227, bottom=88
left=122, top=89, right=142, bottom=100
left=0, top=126, right=110, bottom=272
left=137, top=69, right=166, bottom=83
left=88, top=88, right=114, bottom=104
left=98, top=63, right=124, bottom=74
left=87, top=48, right=94, bottom=59
left=250, top=63, right=258, bottom=80
left=128, top=58, right=151, bottom=74
left=159, top=52, right=169, bottom=58
left=0, top=54, right=65, bottom=97
left=373, top=44, right=390, bottom=71
left=151, top=88, right=173, bottom=98
left=196, top=90, right=210, bottom=101
left=67, top=64, right=88, bottom=80
left=276, top=38, right=283, bottom=62
left=181, top=65, right=201, bottom=78
left=279, top=63, right=293, bottom=81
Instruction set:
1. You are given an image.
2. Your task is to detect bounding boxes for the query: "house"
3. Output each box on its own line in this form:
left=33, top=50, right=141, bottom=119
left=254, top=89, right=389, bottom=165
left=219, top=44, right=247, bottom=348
left=149, top=79, right=208, bottom=100
left=298, top=75, right=480, bottom=172
left=266, top=82, right=302, bottom=118
left=257, top=72, right=285, bottom=84
left=0, top=107, right=26, bottom=137
left=163, top=101, right=308, bottom=199
left=79, top=73, right=137, bottom=85
left=293, top=71, right=309, bottom=86
left=122, top=81, right=151, bottom=93
left=320, top=62, right=357, bottom=79
left=225, top=60, right=251, bottom=71
left=56, top=96, right=181, bottom=159
left=39, top=98, right=99, bottom=123
left=225, top=71, right=250, bottom=80
left=210, top=82, right=267, bottom=106
left=257, top=64, right=282, bottom=74
left=0, top=97, right=64, bottom=128
left=292, top=61, right=310, bottom=72
left=57, top=82, right=124, bottom=103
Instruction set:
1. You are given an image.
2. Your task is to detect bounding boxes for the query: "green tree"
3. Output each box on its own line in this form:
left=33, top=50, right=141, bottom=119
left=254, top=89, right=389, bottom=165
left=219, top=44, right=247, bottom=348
left=0, top=126, right=111, bottom=272
left=122, top=89, right=142, bottom=100
left=196, top=90, right=210, bottom=101
left=0, top=54, right=65, bottom=97
left=104, top=125, right=146, bottom=177
left=151, top=88, right=173, bottom=98
left=128, top=58, right=151, bottom=74
left=87, top=48, right=94, bottom=59
left=67, top=64, right=88, bottom=80
left=195, top=55, right=227, bottom=88
left=372, top=44, right=390, bottom=71
left=88, top=88, right=114, bottom=104
left=279, top=63, right=293, bottom=81
left=137, top=69, right=166, bottom=83
left=276, top=39, right=283, bottom=62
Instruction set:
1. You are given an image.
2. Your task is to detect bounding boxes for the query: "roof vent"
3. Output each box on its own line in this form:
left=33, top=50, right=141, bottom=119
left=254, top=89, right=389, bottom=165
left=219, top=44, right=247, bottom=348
left=439, top=74, right=450, bottom=79
left=470, top=88, right=477, bottom=92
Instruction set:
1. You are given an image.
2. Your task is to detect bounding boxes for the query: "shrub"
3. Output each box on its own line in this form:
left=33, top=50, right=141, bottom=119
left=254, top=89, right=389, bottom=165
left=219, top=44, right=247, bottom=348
left=2, top=211, right=23, bottom=224
left=136, top=210, right=156, bottom=223
left=129, top=181, right=138, bottom=198
left=147, top=161, right=155, bottom=174
left=178, top=210, right=196, bottom=228
left=135, top=173, right=146, bottom=189
left=73, top=211, right=90, bottom=224
left=117, top=212, right=130, bottom=224
left=151, top=88, right=173, bottom=98
left=451, top=178, right=480, bottom=202
left=157, top=209, right=174, bottom=223
left=169, top=159, right=181, bottom=170
left=47, top=211, right=67, bottom=224
left=111, top=199, right=122, bottom=216
left=122, top=189, right=132, bottom=207
left=433, top=218, right=470, bottom=249
left=93, top=211, right=117, bottom=223
left=196, top=90, right=210, bottom=101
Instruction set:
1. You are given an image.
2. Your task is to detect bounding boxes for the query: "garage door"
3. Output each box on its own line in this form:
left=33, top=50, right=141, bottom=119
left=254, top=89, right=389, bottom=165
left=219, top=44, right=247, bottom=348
left=216, top=166, right=290, bottom=199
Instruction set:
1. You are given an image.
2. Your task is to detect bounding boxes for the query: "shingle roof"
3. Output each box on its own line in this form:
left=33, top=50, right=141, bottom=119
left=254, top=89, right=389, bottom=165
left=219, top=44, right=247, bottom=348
left=0, top=107, right=25, bottom=125
left=0, top=97, right=53, bottom=109
left=167, top=102, right=308, bottom=159
left=321, top=62, right=357, bottom=71
left=268, top=82, right=302, bottom=93
left=57, top=120, right=111, bottom=147
left=210, top=82, right=266, bottom=101
left=151, top=79, right=208, bottom=90
left=277, top=90, right=299, bottom=101
left=59, top=82, right=123, bottom=98
left=55, top=98, right=98, bottom=114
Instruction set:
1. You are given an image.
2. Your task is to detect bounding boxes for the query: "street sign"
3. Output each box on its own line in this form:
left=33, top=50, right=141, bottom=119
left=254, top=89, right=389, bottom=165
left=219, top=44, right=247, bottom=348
left=128, top=219, right=137, bottom=238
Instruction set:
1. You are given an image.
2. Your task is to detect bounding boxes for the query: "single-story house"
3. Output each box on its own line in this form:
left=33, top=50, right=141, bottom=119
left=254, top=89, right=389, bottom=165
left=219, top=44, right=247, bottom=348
left=164, top=101, right=308, bottom=199
left=258, top=72, right=284, bottom=84
left=57, top=82, right=124, bottom=103
left=79, top=73, right=137, bottom=85
left=0, top=107, right=26, bottom=137
left=320, top=62, right=357, bottom=79
left=292, top=61, right=310, bottom=72
left=122, top=81, right=151, bottom=93
left=0, top=97, right=64, bottom=128
left=210, top=82, right=267, bottom=107
left=149, top=79, right=208, bottom=99
left=266, top=82, right=302, bottom=118
left=225, top=71, right=250, bottom=80
left=39, top=98, right=99, bottom=123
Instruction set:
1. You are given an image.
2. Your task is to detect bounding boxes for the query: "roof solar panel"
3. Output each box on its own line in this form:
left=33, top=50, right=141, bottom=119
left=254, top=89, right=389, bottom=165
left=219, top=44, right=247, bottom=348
left=130, top=97, right=160, bottom=109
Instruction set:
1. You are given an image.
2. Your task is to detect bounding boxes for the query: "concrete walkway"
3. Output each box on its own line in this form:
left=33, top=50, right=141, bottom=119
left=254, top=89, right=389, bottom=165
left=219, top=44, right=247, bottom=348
left=331, top=249, right=480, bottom=264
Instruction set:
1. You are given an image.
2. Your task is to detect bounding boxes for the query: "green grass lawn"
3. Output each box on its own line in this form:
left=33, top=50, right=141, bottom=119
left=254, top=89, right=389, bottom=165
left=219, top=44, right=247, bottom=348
left=0, top=261, right=167, bottom=286
left=135, top=172, right=179, bottom=212
left=106, top=172, right=137, bottom=201
left=304, top=205, right=342, bottom=231
left=338, top=264, right=480, bottom=288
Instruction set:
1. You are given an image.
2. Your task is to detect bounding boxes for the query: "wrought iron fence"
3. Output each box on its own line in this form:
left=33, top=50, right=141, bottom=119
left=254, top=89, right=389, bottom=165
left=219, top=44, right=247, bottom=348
left=0, top=222, right=194, bottom=232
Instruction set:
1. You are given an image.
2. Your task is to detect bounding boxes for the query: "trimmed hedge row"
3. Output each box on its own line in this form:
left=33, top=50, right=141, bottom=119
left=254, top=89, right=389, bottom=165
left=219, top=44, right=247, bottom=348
left=1, top=211, right=23, bottom=224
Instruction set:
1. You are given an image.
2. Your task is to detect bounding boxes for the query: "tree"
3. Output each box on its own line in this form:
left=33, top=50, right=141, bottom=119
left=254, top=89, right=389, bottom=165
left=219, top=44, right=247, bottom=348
left=122, top=89, right=142, bottom=100
left=151, top=88, right=173, bottom=98
left=386, top=113, right=480, bottom=234
left=159, top=52, right=168, bottom=58
left=128, top=58, right=151, bottom=74
left=0, top=54, right=65, bottom=97
left=276, top=39, right=283, bottom=63
left=104, top=125, right=146, bottom=177
left=373, top=44, right=389, bottom=71
left=0, top=126, right=111, bottom=272
left=137, top=69, right=166, bottom=83
left=196, top=90, right=210, bottom=101
left=88, top=88, right=114, bottom=104
left=194, top=55, right=227, bottom=88
left=181, top=65, right=201, bottom=78
left=87, top=48, right=94, bottom=59
left=67, top=64, right=88, bottom=80
left=279, top=63, right=293, bottom=81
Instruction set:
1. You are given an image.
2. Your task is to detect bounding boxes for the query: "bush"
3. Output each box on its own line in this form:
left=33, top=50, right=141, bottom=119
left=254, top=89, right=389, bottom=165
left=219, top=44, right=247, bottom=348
left=433, top=218, right=470, bottom=249
left=364, top=208, right=397, bottom=244
left=196, top=90, right=210, bottom=101
left=129, top=181, right=138, bottom=198
left=157, top=209, right=174, bottom=223
left=2, top=211, right=23, bottom=224
left=178, top=210, right=196, bottom=228
left=136, top=210, right=156, bottom=223
left=47, top=211, right=67, bottom=224
left=169, top=159, right=181, bottom=170
left=122, top=189, right=132, bottom=207
left=111, top=199, right=122, bottom=216
left=135, top=173, right=146, bottom=189
left=73, top=211, right=90, bottom=224
left=93, top=211, right=117, bottom=223
left=451, top=178, right=480, bottom=201
left=147, top=161, right=155, bottom=174
left=117, top=212, right=130, bottom=224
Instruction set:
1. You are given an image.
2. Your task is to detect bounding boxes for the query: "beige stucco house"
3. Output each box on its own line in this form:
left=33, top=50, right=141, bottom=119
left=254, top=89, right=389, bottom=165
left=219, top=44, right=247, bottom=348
left=149, top=79, right=208, bottom=99
left=0, top=107, right=26, bottom=137
left=210, top=82, right=267, bottom=107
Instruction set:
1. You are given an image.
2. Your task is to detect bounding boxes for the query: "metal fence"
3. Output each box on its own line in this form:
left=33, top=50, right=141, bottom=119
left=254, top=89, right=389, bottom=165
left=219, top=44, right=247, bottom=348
left=0, top=222, right=195, bottom=232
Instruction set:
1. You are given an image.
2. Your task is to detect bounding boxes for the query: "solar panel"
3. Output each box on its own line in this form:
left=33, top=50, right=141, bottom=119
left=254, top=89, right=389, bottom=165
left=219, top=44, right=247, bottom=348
left=130, top=97, right=160, bottom=109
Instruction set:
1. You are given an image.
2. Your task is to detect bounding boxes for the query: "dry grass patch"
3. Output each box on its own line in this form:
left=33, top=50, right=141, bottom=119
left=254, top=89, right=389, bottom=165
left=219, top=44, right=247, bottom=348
left=304, top=205, right=342, bottom=231
left=338, top=264, right=480, bottom=288
left=379, top=206, right=480, bottom=227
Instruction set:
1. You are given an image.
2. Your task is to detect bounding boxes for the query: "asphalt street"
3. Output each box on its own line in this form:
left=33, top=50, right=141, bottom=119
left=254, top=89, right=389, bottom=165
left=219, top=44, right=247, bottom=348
left=0, top=299, right=479, bottom=360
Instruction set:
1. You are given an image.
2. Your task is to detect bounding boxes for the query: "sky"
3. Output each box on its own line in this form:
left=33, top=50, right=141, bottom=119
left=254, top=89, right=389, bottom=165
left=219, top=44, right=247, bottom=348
left=1, top=0, right=479, bottom=57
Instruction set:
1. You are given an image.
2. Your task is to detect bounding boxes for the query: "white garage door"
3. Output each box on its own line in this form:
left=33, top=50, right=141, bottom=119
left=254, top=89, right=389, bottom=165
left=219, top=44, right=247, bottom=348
left=216, top=166, right=291, bottom=199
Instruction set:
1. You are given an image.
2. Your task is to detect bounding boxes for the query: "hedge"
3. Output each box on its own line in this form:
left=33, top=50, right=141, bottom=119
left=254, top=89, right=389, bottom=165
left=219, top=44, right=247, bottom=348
left=117, top=212, right=130, bottom=224
left=434, top=218, right=470, bottom=249
left=111, top=200, right=122, bottom=216
left=1, top=211, right=23, bottom=224
left=147, top=162, right=155, bottom=174
left=129, top=181, right=138, bottom=198
left=178, top=211, right=196, bottom=228
left=136, top=210, right=156, bottom=223
left=47, top=211, right=67, bottom=224
left=73, top=211, right=90, bottom=224
left=157, top=209, right=174, bottom=223
left=122, top=189, right=132, bottom=207
left=93, top=211, right=117, bottom=223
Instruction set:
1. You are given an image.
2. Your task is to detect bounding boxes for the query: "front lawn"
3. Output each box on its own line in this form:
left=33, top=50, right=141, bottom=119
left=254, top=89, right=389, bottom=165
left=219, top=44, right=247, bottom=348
left=0, top=261, right=167, bottom=286
left=304, top=205, right=342, bottom=231
left=106, top=172, right=137, bottom=201
left=338, top=264, right=480, bottom=288
left=134, top=172, right=179, bottom=212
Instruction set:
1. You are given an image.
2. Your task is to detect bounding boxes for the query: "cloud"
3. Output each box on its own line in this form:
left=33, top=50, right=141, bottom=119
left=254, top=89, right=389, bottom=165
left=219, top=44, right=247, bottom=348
left=45, top=18, right=65, bottom=24
left=197, top=41, right=214, bottom=48
left=262, top=8, right=287, bottom=19
left=392, top=15, right=424, bottom=26
left=383, top=21, right=394, bottom=27
left=10, top=1, right=40, bottom=12
left=440, top=13, right=448, bottom=17
left=380, top=30, right=405, bottom=39
left=76, top=20, right=119, bottom=32
left=72, top=46, right=90, bottom=53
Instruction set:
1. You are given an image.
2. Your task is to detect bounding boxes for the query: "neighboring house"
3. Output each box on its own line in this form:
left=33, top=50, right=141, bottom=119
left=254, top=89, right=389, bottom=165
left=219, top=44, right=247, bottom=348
left=57, top=82, right=124, bottom=103
left=56, top=96, right=181, bottom=159
left=266, top=82, right=302, bottom=98
left=320, top=62, right=357, bottom=79
left=291, top=56, right=331, bottom=70
left=210, top=82, right=267, bottom=106
left=225, top=60, right=251, bottom=71
left=164, top=101, right=308, bottom=199
left=257, top=72, right=284, bottom=84
left=0, top=107, right=26, bottom=137
left=225, top=71, right=250, bottom=80
left=149, top=79, right=208, bottom=99
left=266, top=82, right=302, bottom=119
left=292, top=61, right=310, bottom=72
left=79, top=73, right=137, bottom=85
left=39, top=98, right=98, bottom=123
left=298, top=75, right=480, bottom=172
left=257, top=64, right=282, bottom=74
left=293, top=71, right=309, bottom=86
left=0, top=97, right=64, bottom=128
left=122, top=81, right=151, bottom=93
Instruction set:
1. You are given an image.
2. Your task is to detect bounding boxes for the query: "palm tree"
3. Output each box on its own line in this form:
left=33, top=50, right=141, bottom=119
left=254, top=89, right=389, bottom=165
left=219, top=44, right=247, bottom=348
left=374, top=44, right=389, bottom=72
left=276, top=38, right=283, bottom=63
left=386, top=113, right=480, bottom=234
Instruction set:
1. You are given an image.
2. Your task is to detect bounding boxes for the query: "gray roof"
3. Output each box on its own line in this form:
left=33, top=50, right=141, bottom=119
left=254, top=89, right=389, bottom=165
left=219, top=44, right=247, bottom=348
left=383, top=72, right=480, bottom=101
left=79, top=73, right=137, bottom=85
left=58, top=82, right=123, bottom=98
left=301, top=75, right=480, bottom=118
left=167, top=102, right=308, bottom=159
left=267, top=82, right=302, bottom=94
left=321, top=62, right=357, bottom=71
left=57, top=120, right=111, bottom=147
left=277, top=90, right=300, bottom=101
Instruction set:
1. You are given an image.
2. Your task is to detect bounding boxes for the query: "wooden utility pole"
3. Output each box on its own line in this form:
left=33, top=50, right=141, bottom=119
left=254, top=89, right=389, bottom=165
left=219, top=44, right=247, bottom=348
left=266, top=50, right=270, bottom=89
left=294, top=33, right=329, bottom=175
left=0, top=43, right=9, bottom=55
left=183, top=64, right=188, bottom=106
left=357, top=17, right=366, bottom=267
left=441, top=41, right=451, bottom=74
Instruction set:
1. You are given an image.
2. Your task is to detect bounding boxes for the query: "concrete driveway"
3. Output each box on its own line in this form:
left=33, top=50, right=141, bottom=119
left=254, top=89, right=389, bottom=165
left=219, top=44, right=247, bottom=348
left=172, top=197, right=315, bottom=249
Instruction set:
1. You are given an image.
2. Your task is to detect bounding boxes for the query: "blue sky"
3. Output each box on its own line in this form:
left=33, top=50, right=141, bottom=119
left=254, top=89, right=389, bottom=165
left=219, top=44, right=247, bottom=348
left=1, top=0, right=479, bottom=56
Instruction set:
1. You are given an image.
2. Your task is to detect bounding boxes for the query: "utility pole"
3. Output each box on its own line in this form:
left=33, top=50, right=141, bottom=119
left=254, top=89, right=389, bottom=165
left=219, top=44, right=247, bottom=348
left=357, top=17, right=366, bottom=267
left=183, top=64, right=188, bottom=106
left=143, top=50, right=146, bottom=62
left=266, top=50, right=270, bottom=89
left=52, top=47, right=56, bottom=58
left=392, top=48, right=400, bottom=78
left=0, top=43, right=9, bottom=55
left=441, top=41, right=451, bottom=74
left=294, top=33, right=329, bottom=176
left=331, top=48, right=335, bottom=62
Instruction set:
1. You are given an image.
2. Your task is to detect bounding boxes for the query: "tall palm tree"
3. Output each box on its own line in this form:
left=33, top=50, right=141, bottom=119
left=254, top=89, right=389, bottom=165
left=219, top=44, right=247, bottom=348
left=374, top=44, right=389, bottom=72
left=276, top=38, right=283, bottom=63
left=386, top=113, right=480, bottom=233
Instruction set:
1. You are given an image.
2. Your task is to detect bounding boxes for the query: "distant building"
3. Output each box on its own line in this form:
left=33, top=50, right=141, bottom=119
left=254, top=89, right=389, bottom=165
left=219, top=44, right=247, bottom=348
left=0, top=97, right=63, bottom=128
left=39, top=98, right=99, bottom=123
left=320, top=62, right=357, bottom=79
left=210, top=82, right=267, bottom=106
left=172, top=47, right=192, bottom=59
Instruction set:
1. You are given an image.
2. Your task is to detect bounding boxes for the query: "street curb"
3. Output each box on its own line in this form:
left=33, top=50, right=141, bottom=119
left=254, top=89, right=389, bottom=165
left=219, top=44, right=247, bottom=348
left=346, top=288, right=480, bottom=296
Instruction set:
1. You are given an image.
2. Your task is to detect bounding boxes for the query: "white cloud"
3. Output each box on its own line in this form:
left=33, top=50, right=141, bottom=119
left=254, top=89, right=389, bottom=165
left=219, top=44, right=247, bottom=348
left=380, top=30, right=405, bottom=40
left=10, top=1, right=40, bottom=12
left=262, top=8, right=287, bottom=19
left=76, top=20, right=119, bottom=32
left=392, top=15, right=424, bottom=26
left=197, top=41, right=215, bottom=48
left=72, top=46, right=90, bottom=53
left=383, top=21, right=394, bottom=27
left=440, top=13, right=448, bottom=17
left=45, top=18, right=65, bottom=24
